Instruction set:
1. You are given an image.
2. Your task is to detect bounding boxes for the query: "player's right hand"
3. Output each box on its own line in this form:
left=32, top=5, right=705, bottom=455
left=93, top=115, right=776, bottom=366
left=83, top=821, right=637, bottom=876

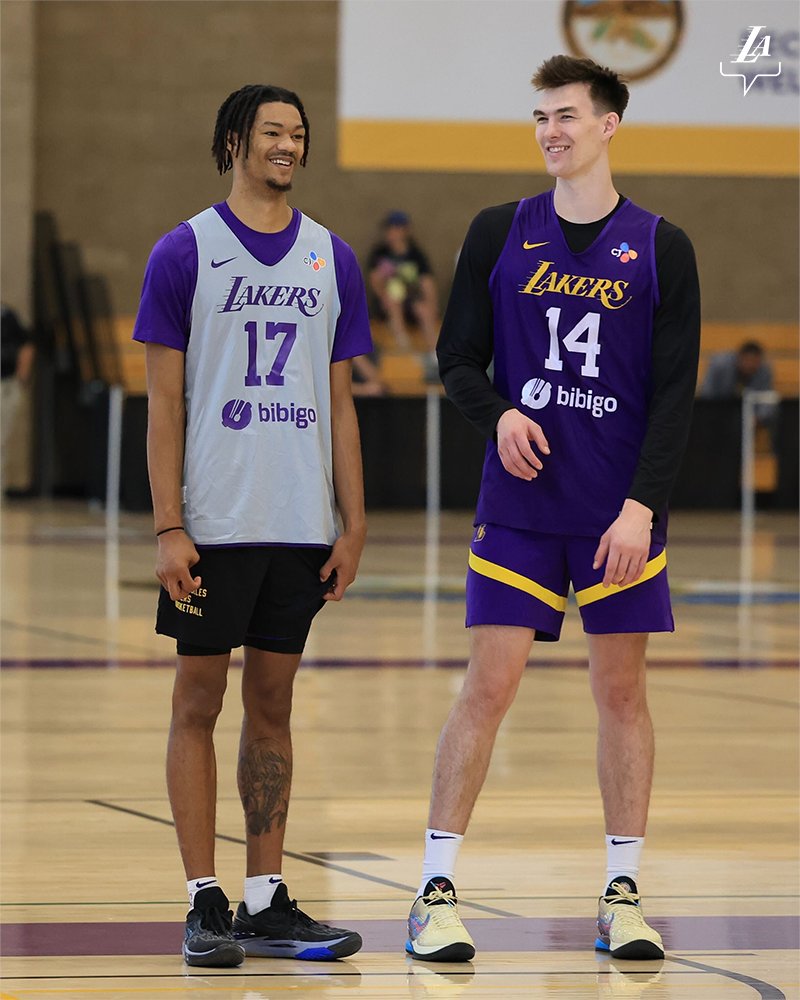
left=496, top=408, right=550, bottom=481
left=156, top=530, right=201, bottom=601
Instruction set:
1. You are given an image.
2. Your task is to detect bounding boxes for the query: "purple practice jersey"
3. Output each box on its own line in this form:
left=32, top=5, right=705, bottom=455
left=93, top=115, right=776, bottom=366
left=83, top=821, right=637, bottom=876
left=476, top=191, right=664, bottom=543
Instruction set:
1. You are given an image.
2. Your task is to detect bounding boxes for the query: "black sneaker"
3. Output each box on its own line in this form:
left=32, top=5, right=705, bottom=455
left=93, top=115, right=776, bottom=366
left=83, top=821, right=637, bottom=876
left=232, top=882, right=362, bottom=960
left=183, top=886, right=245, bottom=967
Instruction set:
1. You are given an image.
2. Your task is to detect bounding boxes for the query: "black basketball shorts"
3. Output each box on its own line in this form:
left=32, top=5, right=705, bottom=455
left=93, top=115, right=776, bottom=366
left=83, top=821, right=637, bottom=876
left=156, top=544, right=334, bottom=655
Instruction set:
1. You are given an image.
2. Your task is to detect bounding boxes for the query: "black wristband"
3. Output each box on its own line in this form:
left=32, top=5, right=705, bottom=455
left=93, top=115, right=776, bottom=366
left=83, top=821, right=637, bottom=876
left=156, top=526, right=184, bottom=537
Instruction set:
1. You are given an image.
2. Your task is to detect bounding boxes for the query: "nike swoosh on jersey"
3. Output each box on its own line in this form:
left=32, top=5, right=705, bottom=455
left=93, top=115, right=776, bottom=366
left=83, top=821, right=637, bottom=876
left=523, top=241, right=550, bottom=249
left=211, top=256, right=238, bottom=268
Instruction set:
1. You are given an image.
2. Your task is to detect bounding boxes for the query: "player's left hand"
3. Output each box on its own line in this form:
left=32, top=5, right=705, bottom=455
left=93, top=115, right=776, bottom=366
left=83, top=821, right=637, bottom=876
left=593, top=499, right=654, bottom=588
left=319, top=529, right=366, bottom=601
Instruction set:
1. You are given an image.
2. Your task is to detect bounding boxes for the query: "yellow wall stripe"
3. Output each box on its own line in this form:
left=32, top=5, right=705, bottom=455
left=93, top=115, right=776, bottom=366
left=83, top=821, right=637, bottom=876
left=575, top=550, right=668, bottom=608
left=339, top=121, right=799, bottom=177
left=468, top=550, right=568, bottom=612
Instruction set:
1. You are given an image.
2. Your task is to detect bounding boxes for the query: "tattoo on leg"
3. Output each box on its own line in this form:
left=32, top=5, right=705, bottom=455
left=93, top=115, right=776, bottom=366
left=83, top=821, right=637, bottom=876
left=238, top=738, right=292, bottom=836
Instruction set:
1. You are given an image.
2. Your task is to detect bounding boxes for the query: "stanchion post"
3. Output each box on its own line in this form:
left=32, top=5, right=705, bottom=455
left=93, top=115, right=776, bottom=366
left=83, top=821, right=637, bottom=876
left=423, top=388, right=442, bottom=665
left=738, top=389, right=779, bottom=660
left=105, top=384, right=124, bottom=636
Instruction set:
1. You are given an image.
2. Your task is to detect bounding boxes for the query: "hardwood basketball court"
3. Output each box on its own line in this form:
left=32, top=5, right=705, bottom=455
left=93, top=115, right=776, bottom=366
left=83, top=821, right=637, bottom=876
left=1, top=502, right=798, bottom=999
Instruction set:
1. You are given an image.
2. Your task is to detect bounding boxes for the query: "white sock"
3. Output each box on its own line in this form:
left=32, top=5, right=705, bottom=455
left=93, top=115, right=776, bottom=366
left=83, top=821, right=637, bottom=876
left=244, top=874, right=283, bottom=914
left=419, top=828, right=464, bottom=897
left=187, top=876, right=218, bottom=906
left=605, top=835, right=644, bottom=892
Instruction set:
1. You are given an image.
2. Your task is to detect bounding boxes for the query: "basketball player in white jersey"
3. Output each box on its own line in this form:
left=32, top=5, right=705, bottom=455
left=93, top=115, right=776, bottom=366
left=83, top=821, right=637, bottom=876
left=134, top=85, right=372, bottom=967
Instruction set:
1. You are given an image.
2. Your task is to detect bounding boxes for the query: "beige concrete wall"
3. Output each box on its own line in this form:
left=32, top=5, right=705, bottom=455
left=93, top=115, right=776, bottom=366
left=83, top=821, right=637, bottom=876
left=21, top=0, right=800, bottom=325
left=1, top=0, right=36, bottom=489
left=1, top=0, right=35, bottom=322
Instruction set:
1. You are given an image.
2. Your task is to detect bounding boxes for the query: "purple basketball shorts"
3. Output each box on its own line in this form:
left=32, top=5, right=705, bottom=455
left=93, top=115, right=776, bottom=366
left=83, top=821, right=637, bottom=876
left=465, top=522, right=674, bottom=642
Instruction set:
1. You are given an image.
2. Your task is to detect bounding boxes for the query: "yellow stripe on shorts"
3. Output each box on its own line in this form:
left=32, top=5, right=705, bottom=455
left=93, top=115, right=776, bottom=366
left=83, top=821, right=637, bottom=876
left=575, top=549, right=667, bottom=608
left=468, top=550, right=568, bottom=613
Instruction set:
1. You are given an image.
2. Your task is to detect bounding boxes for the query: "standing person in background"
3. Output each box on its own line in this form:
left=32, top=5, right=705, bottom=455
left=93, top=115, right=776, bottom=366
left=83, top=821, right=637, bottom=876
left=134, top=84, right=371, bottom=968
left=405, top=55, right=700, bottom=963
left=367, top=211, right=440, bottom=381
left=1, top=304, right=35, bottom=495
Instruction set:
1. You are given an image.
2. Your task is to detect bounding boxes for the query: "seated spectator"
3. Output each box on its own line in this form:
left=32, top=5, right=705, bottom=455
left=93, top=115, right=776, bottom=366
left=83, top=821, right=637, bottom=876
left=366, top=211, right=439, bottom=381
left=699, top=340, right=778, bottom=425
left=351, top=352, right=389, bottom=397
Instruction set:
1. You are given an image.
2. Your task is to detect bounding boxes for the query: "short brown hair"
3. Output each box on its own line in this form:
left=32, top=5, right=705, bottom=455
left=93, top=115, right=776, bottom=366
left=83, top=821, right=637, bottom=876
left=532, top=55, right=629, bottom=119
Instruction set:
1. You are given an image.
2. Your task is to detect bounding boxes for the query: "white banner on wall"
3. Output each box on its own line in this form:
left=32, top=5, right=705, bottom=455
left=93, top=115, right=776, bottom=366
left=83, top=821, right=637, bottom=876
left=338, top=0, right=799, bottom=175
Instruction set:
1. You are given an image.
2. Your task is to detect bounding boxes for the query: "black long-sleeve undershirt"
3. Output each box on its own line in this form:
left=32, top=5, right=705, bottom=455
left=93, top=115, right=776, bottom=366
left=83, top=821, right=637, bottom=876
left=437, top=197, right=701, bottom=521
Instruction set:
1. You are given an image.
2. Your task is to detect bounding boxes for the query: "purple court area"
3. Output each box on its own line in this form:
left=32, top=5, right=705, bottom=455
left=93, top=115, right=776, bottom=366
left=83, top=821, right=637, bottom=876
left=1, top=657, right=798, bottom=669
left=2, top=915, right=797, bottom=957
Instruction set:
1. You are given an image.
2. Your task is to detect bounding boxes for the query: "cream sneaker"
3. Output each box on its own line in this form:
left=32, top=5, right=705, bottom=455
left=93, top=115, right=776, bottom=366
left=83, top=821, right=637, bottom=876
left=596, top=878, right=664, bottom=960
left=406, top=878, right=475, bottom=962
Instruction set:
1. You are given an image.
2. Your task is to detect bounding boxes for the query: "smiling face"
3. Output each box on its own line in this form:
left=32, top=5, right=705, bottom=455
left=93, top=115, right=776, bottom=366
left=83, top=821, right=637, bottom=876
left=533, top=82, right=618, bottom=181
left=231, top=102, right=307, bottom=193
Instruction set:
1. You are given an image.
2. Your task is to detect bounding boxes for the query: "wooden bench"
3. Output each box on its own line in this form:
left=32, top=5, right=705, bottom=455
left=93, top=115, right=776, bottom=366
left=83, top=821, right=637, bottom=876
left=111, top=316, right=798, bottom=443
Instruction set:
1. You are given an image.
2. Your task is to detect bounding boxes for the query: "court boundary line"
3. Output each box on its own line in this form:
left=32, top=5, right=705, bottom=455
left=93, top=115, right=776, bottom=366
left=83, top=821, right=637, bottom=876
left=0, top=968, right=738, bottom=980
left=668, top=954, right=786, bottom=1000
left=3, top=656, right=798, bottom=671
left=2, top=957, right=787, bottom=997
left=85, top=800, right=520, bottom=918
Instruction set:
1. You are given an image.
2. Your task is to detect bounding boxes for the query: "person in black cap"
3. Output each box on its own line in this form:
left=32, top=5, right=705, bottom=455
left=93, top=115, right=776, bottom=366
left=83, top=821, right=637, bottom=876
left=366, top=211, right=440, bottom=380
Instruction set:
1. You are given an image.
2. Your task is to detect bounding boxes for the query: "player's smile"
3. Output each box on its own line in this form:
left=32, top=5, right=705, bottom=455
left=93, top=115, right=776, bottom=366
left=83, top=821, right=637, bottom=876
left=267, top=153, right=296, bottom=180
left=235, top=101, right=306, bottom=191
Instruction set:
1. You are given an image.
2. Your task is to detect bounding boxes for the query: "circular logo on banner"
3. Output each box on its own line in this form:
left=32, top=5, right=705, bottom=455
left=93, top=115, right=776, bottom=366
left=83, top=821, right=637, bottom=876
left=562, top=0, right=684, bottom=82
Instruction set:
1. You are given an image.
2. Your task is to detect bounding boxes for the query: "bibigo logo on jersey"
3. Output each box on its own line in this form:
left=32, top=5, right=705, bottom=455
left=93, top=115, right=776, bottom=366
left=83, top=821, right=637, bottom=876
left=520, top=378, right=618, bottom=419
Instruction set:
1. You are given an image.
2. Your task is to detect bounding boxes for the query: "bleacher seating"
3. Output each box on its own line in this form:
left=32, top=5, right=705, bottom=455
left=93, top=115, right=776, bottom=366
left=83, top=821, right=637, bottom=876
left=113, top=316, right=798, bottom=401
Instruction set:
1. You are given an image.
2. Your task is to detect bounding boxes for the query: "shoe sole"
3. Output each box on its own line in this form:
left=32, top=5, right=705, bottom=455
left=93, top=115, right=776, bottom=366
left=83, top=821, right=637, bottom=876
left=236, top=932, right=362, bottom=961
left=595, top=937, right=664, bottom=960
left=406, top=940, right=476, bottom=963
left=183, top=942, right=245, bottom=967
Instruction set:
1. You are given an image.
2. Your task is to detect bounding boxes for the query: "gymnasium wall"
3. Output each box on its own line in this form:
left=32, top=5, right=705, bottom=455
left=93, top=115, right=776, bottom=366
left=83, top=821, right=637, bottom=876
left=8, top=0, right=796, bottom=327
left=1, top=0, right=35, bottom=324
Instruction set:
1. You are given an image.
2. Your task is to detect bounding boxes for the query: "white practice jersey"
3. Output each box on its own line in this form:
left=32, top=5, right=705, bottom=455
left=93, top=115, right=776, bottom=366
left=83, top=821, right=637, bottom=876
left=183, top=208, right=341, bottom=546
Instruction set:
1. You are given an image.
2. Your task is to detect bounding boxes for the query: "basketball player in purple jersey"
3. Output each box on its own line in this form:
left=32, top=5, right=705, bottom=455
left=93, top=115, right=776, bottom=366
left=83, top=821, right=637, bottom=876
left=134, top=85, right=371, bottom=967
left=406, top=56, right=700, bottom=962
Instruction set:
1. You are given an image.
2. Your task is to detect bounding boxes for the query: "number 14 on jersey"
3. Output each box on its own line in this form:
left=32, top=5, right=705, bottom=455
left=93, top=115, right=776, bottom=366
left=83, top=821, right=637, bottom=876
left=544, top=308, right=601, bottom=378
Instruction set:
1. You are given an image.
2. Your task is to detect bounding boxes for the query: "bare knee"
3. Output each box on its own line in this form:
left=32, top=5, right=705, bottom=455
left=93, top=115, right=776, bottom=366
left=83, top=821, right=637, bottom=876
left=460, top=665, right=520, bottom=724
left=244, top=681, right=294, bottom=731
left=242, top=655, right=299, bottom=732
left=589, top=635, right=650, bottom=721
left=459, top=626, right=532, bottom=724
left=172, top=667, right=227, bottom=732
left=592, top=675, right=648, bottom=721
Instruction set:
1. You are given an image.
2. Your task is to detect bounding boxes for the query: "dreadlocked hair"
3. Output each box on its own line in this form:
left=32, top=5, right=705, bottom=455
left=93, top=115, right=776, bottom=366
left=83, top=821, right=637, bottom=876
left=211, top=84, right=310, bottom=174
left=532, top=55, right=629, bottom=119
